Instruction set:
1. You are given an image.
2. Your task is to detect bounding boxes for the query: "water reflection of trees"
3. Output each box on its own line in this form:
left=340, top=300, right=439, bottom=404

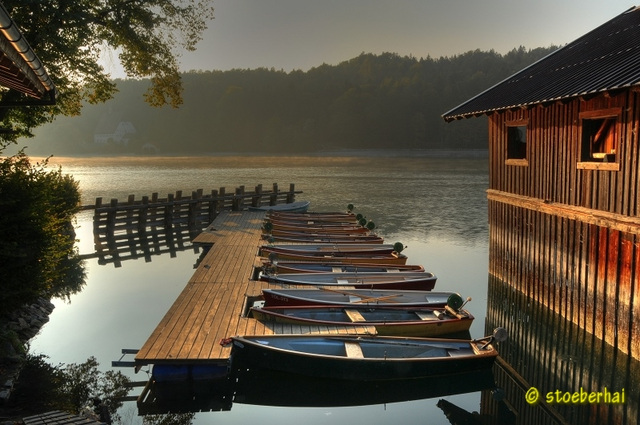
left=483, top=276, right=639, bottom=424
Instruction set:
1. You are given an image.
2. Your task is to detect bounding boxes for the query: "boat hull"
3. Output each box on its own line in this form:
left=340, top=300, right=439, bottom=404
left=263, top=233, right=385, bottom=244
left=248, top=200, right=310, bottom=212
left=264, top=271, right=436, bottom=290
left=265, top=223, right=371, bottom=234
left=263, top=261, right=425, bottom=274
left=266, top=211, right=356, bottom=223
left=260, top=243, right=397, bottom=256
left=250, top=306, right=473, bottom=337
left=230, top=334, right=498, bottom=381
left=261, top=288, right=456, bottom=308
left=261, top=251, right=409, bottom=265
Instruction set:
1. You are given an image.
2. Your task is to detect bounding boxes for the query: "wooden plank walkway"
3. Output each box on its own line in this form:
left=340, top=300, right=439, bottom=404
left=135, top=210, right=375, bottom=368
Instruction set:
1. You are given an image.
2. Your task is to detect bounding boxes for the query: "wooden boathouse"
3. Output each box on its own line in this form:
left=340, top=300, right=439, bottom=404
left=443, top=6, right=640, bottom=360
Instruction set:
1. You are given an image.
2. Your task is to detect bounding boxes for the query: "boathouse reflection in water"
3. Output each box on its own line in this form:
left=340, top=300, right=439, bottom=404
left=482, top=275, right=639, bottom=424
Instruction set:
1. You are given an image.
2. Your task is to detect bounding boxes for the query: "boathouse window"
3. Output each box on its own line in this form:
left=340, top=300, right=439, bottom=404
left=506, top=120, right=528, bottom=164
left=579, top=108, right=621, bottom=166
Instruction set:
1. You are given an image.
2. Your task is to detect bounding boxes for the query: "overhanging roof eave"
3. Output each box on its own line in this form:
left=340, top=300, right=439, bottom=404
left=442, top=6, right=640, bottom=123
left=0, top=3, right=55, bottom=98
left=442, top=84, right=640, bottom=122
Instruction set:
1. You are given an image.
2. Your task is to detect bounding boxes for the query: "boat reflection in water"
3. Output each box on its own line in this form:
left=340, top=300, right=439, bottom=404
left=232, top=363, right=496, bottom=408
left=139, top=360, right=497, bottom=415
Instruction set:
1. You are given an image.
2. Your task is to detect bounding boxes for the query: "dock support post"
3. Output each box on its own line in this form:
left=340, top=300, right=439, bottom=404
left=287, top=183, right=296, bottom=203
left=233, top=186, right=245, bottom=211
left=252, top=184, right=263, bottom=207
left=219, top=187, right=226, bottom=210
left=209, top=189, right=219, bottom=223
left=270, top=183, right=278, bottom=206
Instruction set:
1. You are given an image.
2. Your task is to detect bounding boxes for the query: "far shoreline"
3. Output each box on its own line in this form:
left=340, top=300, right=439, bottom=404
left=23, top=148, right=489, bottom=164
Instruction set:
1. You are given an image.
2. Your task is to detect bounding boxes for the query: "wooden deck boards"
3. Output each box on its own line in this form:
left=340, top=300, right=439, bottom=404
left=135, top=210, right=374, bottom=367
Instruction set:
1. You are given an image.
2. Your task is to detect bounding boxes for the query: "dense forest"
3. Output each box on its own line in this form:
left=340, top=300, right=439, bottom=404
left=23, top=46, right=558, bottom=156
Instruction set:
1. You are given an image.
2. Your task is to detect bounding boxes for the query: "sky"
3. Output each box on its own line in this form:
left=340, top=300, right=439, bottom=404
left=103, top=0, right=636, bottom=75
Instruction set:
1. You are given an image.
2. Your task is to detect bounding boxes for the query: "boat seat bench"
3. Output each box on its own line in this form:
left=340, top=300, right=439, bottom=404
left=415, top=311, right=439, bottom=321
left=344, top=341, right=364, bottom=358
left=344, top=309, right=367, bottom=322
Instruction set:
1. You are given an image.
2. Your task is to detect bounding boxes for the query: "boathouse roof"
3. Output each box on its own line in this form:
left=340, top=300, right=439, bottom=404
left=442, top=6, right=640, bottom=122
left=0, top=3, right=55, bottom=99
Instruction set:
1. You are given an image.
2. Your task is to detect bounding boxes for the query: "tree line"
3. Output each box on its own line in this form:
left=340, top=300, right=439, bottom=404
left=25, top=46, right=558, bottom=156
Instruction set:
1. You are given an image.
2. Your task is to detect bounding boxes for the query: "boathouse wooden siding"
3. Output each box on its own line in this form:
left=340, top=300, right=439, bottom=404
left=486, top=91, right=640, bottom=359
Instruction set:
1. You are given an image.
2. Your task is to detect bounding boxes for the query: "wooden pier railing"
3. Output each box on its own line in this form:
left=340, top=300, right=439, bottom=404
left=81, top=183, right=300, bottom=267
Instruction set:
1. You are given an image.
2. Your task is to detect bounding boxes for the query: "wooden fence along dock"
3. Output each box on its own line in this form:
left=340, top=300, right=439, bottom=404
left=83, top=183, right=300, bottom=267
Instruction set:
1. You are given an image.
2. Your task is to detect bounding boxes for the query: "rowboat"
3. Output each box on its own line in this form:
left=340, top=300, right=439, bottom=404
left=260, top=288, right=461, bottom=308
left=263, top=222, right=371, bottom=234
left=267, top=210, right=356, bottom=221
left=261, top=260, right=425, bottom=274
left=248, top=200, right=310, bottom=213
left=263, top=232, right=385, bottom=244
left=259, top=243, right=406, bottom=263
left=266, top=215, right=359, bottom=225
left=262, top=250, right=408, bottom=265
left=259, top=243, right=398, bottom=256
left=250, top=305, right=473, bottom=337
left=262, top=271, right=436, bottom=290
left=262, top=227, right=377, bottom=237
left=230, top=331, right=505, bottom=380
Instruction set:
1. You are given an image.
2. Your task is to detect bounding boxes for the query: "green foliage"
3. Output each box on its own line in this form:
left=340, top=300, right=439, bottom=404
left=23, top=47, right=559, bottom=155
left=0, top=150, right=85, bottom=313
left=0, top=0, right=215, bottom=146
left=0, top=329, right=25, bottom=357
left=10, top=353, right=70, bottom=412
left=62, top=356, right=130, bottom=421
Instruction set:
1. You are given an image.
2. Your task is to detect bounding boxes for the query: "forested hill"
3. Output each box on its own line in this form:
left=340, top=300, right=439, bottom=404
left=27, top=46, right=557, bottom=156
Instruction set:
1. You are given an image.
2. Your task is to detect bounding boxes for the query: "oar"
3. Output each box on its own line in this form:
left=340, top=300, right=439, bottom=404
left=352, top=294, right=402, bottom=303
left=319, top=287, right=401, bottom=303
left=319, top=287, right=369, bottom=297
left=326, top=336, right=463, bottom=350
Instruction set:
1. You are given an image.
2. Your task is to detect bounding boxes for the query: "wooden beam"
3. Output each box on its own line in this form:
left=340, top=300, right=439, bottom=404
left=487, top=189, right=640, bottom=235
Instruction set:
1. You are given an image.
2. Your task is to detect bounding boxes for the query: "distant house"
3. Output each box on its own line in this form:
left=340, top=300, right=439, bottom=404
left=94, top=111, right=137, bottom=146
left=443, top=6, right=640, bottom=359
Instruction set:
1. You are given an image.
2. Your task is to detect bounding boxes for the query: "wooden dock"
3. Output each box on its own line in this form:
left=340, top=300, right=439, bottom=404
left=134, top=209, right=374, bottom=368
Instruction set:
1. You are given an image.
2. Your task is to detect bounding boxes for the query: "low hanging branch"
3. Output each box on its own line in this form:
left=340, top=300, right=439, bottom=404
left=0, top=0, right=215, bottom=146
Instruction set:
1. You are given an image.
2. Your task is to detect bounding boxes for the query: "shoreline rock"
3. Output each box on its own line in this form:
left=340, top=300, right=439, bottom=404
left=0, top=298, right=55, bottom=405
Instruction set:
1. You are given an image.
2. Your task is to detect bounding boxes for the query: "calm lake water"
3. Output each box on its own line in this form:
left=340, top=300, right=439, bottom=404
left=30, top=155, right=492, bottom=424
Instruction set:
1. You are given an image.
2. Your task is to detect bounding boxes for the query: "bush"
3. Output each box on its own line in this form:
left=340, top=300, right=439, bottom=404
left=0, top=150, right=85, bottom=314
